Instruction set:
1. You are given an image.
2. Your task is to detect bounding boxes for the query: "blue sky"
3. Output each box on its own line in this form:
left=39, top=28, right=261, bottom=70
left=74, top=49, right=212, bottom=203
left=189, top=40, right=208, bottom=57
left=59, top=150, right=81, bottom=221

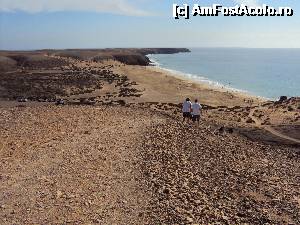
left=0, top=0, right=299, bottom=50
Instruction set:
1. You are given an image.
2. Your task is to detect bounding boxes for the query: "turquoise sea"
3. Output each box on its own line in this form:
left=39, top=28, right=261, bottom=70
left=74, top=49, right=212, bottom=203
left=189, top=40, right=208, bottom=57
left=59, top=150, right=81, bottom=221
left=148, top=48, right=300, bottom=100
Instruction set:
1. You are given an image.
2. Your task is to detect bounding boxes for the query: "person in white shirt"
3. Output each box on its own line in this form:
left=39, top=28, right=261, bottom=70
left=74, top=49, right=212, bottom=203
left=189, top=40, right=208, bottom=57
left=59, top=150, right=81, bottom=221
left=191, top=99, right=202, bottom=125
left=182, top=98, right=192, bottom=122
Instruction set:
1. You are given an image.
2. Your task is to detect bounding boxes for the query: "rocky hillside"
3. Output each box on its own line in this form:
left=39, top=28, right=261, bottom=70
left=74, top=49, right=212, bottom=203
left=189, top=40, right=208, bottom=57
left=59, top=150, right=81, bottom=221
left=0, top=48, right=190, bottom=69
left=0, top=105, right=299, bottom=224
left=141, top=119, right=300, bottom=224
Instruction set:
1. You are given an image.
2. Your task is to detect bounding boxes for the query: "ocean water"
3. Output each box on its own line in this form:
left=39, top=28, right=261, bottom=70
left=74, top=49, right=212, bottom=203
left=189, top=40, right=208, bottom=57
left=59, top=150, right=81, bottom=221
left=148, top=48, right=300, bottom=100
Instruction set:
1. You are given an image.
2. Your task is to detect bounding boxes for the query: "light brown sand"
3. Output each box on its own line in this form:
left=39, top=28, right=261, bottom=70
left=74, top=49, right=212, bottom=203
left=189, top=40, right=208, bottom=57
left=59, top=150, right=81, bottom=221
left=110, top=61, right=263, bottom=107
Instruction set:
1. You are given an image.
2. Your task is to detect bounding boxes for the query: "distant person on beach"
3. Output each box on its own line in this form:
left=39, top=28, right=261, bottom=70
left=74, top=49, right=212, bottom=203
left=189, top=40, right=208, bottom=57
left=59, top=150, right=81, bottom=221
left=191, top=99, right=202, bottom=125
left=182, top=98, right=192, bottom=122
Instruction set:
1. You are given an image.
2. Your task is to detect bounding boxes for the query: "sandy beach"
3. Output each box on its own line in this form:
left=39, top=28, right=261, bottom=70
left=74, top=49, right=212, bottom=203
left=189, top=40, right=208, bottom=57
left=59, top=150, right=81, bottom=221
left=110, top=61, right=263, bottom=107
left=0, top=49, right=299, bottom=224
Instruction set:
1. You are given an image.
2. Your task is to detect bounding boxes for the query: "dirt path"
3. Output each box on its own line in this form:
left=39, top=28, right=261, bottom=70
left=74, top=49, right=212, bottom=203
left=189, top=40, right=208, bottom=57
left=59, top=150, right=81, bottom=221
left=249, top=108, right=300, bottom=144
left=0, top=105, right=164, bottom=225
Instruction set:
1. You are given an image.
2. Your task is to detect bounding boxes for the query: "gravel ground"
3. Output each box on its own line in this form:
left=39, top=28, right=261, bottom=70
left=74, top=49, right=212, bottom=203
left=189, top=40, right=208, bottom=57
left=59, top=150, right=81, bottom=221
left=0, top=105, right=164, bottom=224
left=0, top=105, right=299, bottom=224
left=140, top=120, right=300, bottom=225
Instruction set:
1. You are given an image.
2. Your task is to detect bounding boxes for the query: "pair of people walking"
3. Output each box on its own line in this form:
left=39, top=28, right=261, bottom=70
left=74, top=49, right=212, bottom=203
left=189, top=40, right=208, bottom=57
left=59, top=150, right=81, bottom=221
left=182, top=98, right=202, bottom=125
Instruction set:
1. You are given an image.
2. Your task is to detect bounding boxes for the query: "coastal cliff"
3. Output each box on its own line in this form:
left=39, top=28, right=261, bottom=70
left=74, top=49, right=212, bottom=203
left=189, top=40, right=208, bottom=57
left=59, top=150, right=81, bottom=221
left=52, top=48, right=190, bottom=66
left=109, top=48, right=190, bottom=65
left=0, top=48, right=190, bottom=68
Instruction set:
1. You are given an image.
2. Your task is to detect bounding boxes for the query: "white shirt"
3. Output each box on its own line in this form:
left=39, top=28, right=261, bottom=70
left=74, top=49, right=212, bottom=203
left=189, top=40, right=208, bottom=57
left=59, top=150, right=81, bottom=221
left=192, top=103, right=202, bottom=115
left=182, top=101, right=192, bottom=113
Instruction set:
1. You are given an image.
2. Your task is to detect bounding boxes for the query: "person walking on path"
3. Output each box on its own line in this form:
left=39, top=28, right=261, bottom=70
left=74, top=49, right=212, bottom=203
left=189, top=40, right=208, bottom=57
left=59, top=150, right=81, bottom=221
left=182, top=98, right=192, bottom=122
left=191, top=99, right=202, bottom=125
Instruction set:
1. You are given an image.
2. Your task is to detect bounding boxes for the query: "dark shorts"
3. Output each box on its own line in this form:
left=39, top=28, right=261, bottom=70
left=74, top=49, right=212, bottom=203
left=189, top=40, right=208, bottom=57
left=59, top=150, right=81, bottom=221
left=183, top=112, right=191, bottom=118
left=192, top=115, right=200, bottom=121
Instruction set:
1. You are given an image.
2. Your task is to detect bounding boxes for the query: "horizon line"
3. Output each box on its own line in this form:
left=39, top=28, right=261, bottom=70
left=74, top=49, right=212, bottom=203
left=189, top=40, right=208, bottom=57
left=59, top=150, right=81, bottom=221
left=1, top=46, right=300, bottom=51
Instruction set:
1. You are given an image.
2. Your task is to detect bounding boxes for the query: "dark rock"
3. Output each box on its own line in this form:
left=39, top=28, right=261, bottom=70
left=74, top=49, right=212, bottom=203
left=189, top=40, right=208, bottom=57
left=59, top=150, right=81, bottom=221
left=115, top=100, right=126, bottom=106
left=56, top=99, right=65, bottom=105
left=278, top=96, right=288, bottom=102
left=245, top=117, right=255, bottom=123
left=113, top=54, right=150, bottom=66
left=17, top=97, right=28, bottom=103
left=217, top=126, right=234, bottom=134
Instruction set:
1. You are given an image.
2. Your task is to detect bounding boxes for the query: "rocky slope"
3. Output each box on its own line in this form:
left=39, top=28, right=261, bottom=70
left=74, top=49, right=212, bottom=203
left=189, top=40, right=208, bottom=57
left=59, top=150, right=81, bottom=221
left=0, top=105, right=299, bottom=224
left=0, top=106, right=164, bottom=225
left=140, top=119, right=299, bottom=224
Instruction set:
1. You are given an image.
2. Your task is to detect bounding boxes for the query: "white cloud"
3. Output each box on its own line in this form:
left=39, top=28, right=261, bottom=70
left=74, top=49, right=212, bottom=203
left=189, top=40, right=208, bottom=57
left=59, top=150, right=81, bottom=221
left=0, top=0, right=149, bottom=16
left=233, top=0, right=260, bottom=7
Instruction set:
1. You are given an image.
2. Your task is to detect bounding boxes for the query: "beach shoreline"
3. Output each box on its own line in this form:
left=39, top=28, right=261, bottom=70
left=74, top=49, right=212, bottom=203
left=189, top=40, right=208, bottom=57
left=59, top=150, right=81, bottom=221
left=146, top=47, right=300, bottom=100
left=110, top=61, right=264, bottom=107
left=146, top=53, right=269, bottom=102
left=147, top=64, right=267, bottom=101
